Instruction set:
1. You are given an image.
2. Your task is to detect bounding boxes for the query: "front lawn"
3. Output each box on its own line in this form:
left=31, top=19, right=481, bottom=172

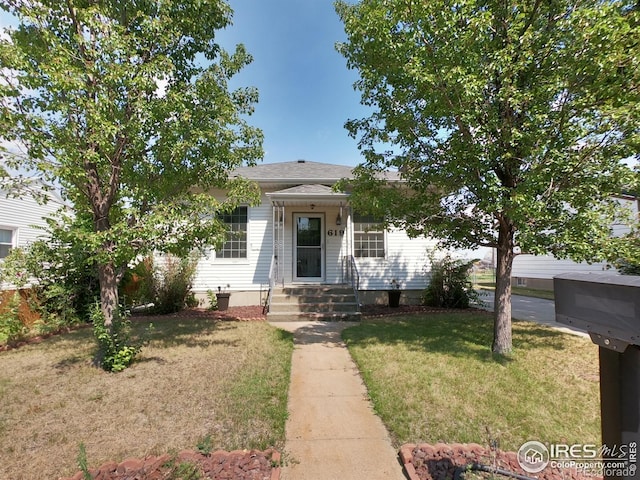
left=0, top=318, right=293, bottom=480
left=343, top=313, right=599, bottom=451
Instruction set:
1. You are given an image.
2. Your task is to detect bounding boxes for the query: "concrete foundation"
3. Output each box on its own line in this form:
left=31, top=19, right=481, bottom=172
left=193, top=288, right=425, bottom=308
left=358, top=289, right=424, bottom=306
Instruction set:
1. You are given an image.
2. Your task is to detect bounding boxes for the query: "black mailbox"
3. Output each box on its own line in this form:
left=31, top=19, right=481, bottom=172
left=554, top=273, right=640, bottom=480
left=555, top=272, right=640, bottom=351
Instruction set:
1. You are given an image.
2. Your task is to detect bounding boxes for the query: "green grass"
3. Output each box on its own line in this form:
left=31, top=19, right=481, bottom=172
left=470, top=272, right=496, bottom=284
left=343, top=313, right=599, bottom=451
left=0, top=318, right=293, bottom=479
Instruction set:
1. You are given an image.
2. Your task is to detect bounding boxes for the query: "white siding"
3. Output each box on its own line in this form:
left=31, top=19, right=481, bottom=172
left=0, top=188, right=64, bottom=289
left=356, top=227, right=439, bottom=291
left=191, top=199, right=442, bottom=293
left=512, top=255, right=613, bottom=279
left=0, top=190, right=62, bottom=250
left=512, top=196, right=638, bottom=280
left=192, top=199, right=272, bottom=293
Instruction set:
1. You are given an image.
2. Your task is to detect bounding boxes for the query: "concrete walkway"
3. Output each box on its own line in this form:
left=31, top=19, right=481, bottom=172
left=269, top=321, right=406, bottom=480
left=269, top=294, right=590, bottom=479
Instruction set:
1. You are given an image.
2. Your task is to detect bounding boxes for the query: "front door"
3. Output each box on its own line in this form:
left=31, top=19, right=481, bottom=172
left=294, top=214, right=324, bottom=282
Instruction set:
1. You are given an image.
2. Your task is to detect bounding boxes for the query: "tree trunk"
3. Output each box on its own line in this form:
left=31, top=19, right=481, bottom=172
left=97, top=261, right=119, bottom=329
left=493, top=215, right=515, bottom=355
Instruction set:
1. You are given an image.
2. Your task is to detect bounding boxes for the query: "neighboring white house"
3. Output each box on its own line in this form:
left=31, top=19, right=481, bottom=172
left=191, top=160, right=440, bottom=307
left=511, top=194, right=639, bottom=290
left=0, top=182, right=63, bottom=262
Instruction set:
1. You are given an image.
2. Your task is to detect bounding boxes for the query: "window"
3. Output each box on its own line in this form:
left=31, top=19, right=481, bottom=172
left=353, top=213, right=385, bottom=258
left=216, top=207, right=248, bottom=259
left=0, top=228, right=14, bottom=259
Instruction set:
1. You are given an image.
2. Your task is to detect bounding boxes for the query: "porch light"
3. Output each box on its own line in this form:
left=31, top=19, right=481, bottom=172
left=336, top=203, right=343, bottom=225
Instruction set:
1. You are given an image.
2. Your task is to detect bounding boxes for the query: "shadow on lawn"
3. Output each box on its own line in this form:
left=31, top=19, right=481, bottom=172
left=32, top=315, right=241, bottom=355
left=343, top=312, right=569, bottom=364
left=292, top=321, right=358, bottom=348
left=142, top=317, right=242, bottom=349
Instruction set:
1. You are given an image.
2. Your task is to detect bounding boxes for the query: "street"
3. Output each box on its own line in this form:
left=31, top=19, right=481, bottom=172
left=477, top=289, right=588, bottom=337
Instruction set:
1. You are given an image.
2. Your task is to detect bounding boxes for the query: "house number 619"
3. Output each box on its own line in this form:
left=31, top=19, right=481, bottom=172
left=327, top=229, right=345, bottom=236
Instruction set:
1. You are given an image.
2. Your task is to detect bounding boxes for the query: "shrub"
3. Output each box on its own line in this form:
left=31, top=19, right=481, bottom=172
left=121, top=254, right=200, bottom=314
left=91, top=303, right=149, bottom=372
left=616, top=259, right=640, bottom=276
left=120, top=257, right=156, bottom=307
left=0, top=291, right=28, bottom=345
left=423, top=253, right=480, bottom=308
left=206, top=289, right=218, bottom=310
left=0, top=233, right=99, bottom=328
left=151, top=254, right=200, bottom=314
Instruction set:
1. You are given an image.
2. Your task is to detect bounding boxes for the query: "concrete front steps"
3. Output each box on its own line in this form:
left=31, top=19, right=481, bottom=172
left=266, top=285, right=361, bottom=322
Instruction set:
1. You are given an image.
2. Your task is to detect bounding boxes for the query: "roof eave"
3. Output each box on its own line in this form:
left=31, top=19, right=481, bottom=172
left=266, top=191, right=350, bottom=201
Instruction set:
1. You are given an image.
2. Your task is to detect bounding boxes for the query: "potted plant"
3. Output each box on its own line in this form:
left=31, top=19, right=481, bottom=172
left=388, top=279, right=401, bottom=308
left=215, top=284, right=231, bottom=311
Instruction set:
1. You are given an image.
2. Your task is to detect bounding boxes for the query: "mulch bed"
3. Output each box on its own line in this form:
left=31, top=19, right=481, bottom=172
left=132, top=303, right=463, bottom=322
left=359, top=304, right=480, bottom=318
left=132, top=305, right=268, bottom=322
left=0, top=304, right=481, bottom=353
left=138, top=303, right=460, bottom=321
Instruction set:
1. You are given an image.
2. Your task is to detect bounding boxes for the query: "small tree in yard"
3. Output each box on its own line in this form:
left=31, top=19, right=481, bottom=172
left=0, top=0, right=262, bottom=367
left=336, top=0, right=640, bottom=354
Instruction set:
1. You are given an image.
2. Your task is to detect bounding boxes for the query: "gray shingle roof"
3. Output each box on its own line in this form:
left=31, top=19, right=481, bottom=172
left=266, top=184, right=350, bottom=198
left=232, top=160, right=356, bottom=182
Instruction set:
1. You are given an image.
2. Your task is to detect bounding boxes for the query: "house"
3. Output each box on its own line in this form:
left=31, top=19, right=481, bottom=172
left=511, top=194, right=639, bottom=290
left=192, top=160, right=440, bottom=313
left=0, top=181, right=63, bottom=264
left=0, top=180, right=64, bottom=307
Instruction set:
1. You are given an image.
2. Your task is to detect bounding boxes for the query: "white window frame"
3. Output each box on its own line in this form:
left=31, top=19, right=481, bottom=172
left=215, top=206, right=249, bottom=261
left=353, top=213, right=386, bottom=259
left=0, top=227, right=17, bottom=260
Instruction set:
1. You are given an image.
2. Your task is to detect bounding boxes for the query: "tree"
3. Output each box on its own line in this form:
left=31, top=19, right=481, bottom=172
left=0, top=1, right=262, bottom=332
left=336, top=0, right=640, bottom=354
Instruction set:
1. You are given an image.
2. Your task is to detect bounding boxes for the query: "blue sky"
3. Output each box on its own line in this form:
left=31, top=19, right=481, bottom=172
left=0, top=1, right=369, bottom=167
left=217, top=0, right=367, bottom=166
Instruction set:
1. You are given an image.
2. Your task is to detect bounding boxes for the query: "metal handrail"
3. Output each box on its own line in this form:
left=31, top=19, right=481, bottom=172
left=265, top=255, right=278, bottom=314
left=343, top=255, right=360, bottom=309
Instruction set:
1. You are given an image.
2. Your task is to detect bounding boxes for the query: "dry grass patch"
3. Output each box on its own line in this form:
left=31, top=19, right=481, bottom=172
left=0, top=317, right=293, bottom=480
left=344, top=313, right=600, bottom=451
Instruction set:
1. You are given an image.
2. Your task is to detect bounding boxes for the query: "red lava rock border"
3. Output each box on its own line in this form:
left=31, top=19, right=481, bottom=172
left=399, top=443, right=601, bottom=480
left=62, top=448, right=281, bottom=480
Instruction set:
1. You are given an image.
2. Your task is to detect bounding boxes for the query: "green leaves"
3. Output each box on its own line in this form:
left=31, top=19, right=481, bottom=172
left=91, top=303, right=147, bottom=372
left=338, top=0, right=639, bottom=352
left=0, top=0, right=263, bottom=333
left=336, top=0, right=639, bottom=262
left=0, top=0, right=263, bottom=370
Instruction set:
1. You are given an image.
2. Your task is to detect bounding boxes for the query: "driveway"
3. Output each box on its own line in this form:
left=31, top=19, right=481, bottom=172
left=477, top=289, right=588, bottom=337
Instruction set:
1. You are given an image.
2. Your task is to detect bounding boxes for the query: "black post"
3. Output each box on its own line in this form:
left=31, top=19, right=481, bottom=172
left=554, top=274, right=640, bottom=480
left=599, top=345, right=639, bottom=480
